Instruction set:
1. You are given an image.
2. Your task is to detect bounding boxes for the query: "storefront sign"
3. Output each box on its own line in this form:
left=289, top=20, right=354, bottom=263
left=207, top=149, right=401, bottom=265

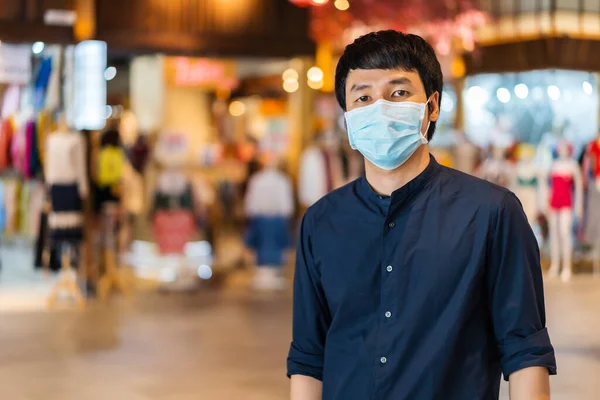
left=164, top=57, right=238, bottom=89
left=73, top=41, right=107, bottom=130
left=0, top=44, right=32, bottom=84
left=44, top=9, right=77, bottom=26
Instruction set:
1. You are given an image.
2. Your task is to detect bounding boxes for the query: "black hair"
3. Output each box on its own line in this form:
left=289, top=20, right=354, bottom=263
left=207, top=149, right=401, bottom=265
left=335, top=30, right=444, bottom=140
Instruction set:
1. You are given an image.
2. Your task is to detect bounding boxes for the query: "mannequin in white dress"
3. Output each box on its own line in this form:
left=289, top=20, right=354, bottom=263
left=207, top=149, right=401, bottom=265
left=478, top=145, right=514, bottom=188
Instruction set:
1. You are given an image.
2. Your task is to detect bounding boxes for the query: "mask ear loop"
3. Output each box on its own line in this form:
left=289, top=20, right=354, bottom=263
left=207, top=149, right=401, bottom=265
left=421, top=97, right=432, bottom=140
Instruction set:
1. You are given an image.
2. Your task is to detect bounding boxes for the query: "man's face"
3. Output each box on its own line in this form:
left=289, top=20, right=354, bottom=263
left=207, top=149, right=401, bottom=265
left=344, top=68, right=439, bottom=138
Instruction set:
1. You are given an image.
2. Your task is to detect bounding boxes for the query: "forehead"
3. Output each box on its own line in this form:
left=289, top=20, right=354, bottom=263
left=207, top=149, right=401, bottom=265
left=345, top=68, right=424, bottom=91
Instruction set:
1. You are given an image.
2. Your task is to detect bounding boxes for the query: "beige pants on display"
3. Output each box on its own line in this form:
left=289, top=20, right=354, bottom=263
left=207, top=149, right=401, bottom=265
left=548, top=208, right=573, bottom=281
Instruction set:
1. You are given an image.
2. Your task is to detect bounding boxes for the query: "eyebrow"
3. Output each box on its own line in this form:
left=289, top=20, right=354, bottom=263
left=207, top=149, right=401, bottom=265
left=350, top=77, right=414, bottom=93
left=388, top=77, right=412, bottom=85
left=350, top=83, right=372, bottom=92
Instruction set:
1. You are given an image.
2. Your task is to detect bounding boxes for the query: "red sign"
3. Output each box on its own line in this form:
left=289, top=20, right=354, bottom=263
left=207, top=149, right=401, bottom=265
left=164, top=57, right=238, bottom=89
left=153, top=210, right=196, bottom=255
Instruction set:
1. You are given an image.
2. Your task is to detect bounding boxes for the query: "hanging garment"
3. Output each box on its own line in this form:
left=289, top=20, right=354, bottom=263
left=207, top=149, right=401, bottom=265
left=11, top=123, right=26, bottom=174
left=244, top=168, right=294, bottom=218
left=298, top=146, right=328, bottom=207
left=36, top=110, right=54, bottom=168
left=27, top=120, right=40, bottom=177
left=584, top=186, right=600, bottom=246
left=245, top=216, right=291, bottom=266
left=585, top=140, right=600, bottom=179
left=152, top=170, right=195, bottom=254
left=34, top=57, right=53, bottom=110
left=45, top=132, right=88, bottom=198
left=3, top=179, right=18, bottom=234
left=549, top=174, right=574, bottom=210
left=45, top=132, right=88, bottom=243
left=0, top=118, right=14, bottom=169
left=49, top=183, right=83, bottom=241
left=1, top=85, right=21, bottom=118
left=128, top=135, right=150, bottom=174
left=0, top=180, right=5, bottom=233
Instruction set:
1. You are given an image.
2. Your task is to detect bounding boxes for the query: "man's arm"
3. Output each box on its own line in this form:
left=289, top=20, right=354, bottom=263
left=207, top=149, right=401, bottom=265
left=291, top=375, right=322, bottom=400
left=287, top=213, right=331, bottom=397
left=509, top=366, right=550, bottom=400
left=487, top=193, right=556, bottom=393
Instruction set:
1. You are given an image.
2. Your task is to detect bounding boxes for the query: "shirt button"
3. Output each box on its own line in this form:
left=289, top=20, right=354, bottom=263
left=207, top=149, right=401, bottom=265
left=386, top=265, right=393, bottom=272
left=385, top=311, right=392, bottom=318
left=388, top=222, right=395, bottom=228
left=380, top=357, right=387, bottom=364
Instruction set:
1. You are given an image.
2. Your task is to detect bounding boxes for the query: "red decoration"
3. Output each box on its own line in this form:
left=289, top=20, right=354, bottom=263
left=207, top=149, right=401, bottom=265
left=289, top=0, right=312, bottom=7
left=153, top=211, right=196, bottom=255
left=308, top=0, right=488, bottom=54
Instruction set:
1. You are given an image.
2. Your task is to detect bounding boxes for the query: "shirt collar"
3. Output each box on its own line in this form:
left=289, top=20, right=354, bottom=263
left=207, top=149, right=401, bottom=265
left=358, top=154, right=441, bottom=210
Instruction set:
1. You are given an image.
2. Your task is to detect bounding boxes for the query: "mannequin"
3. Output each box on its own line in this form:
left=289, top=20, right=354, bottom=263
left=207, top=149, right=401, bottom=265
left=45, top=113, right=87, bottom=307
left=45, top=114, right=88, bottom=243
left=583, top=134, right=600, bottom=276
left=513, top=144, right=541, bottom=226
left=478, top=145, right=514, bottom=188
left=244, top=155, right=294, bottom=290
left=545, top=140, right=583, bottom=282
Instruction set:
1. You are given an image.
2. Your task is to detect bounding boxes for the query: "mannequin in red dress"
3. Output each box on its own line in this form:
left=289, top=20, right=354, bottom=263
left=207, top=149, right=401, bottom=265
left=546, top=140, right=583, bottom=282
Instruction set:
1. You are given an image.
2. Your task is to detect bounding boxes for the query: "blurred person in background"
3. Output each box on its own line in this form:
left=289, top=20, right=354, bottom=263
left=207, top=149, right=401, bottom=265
left=244, top=154, right=294, bottom=290
left=288, top=30, right=555, bottom=400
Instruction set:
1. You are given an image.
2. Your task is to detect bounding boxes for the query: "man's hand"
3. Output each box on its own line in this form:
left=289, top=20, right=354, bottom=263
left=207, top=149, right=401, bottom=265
left=509, top=366, right=551, bottom=400
left=291, top=375, right=322, bottom=400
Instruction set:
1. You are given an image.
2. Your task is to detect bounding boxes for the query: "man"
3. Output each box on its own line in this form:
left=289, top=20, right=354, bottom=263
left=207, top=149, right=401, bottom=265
left=287, top=31, right=556, bottom=400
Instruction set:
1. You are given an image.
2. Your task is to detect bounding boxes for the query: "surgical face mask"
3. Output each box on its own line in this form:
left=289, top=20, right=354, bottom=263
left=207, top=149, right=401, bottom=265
left=345, top=99, right=430, bottom=170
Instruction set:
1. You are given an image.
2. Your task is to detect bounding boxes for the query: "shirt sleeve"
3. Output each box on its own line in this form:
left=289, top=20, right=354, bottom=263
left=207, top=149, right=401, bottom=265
left=487, top=192, right=557, bottom=381
left=287, top=212, right=331, bottom=381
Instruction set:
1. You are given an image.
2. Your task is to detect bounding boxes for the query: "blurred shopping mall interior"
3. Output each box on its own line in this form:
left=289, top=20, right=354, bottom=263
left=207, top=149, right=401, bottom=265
left=0, top=0, right=600, bottom=398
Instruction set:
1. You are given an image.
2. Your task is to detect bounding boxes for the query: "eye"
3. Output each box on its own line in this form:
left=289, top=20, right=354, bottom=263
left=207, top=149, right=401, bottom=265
left=355, top=95, right=371, bottom=103
left=392, top=90, right=409, bottom=97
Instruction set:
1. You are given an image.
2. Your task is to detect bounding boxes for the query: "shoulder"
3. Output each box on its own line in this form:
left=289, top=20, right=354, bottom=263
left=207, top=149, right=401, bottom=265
left=437, top=165, right=512, bottom=208
left=303, top=179, right=359, bottom=227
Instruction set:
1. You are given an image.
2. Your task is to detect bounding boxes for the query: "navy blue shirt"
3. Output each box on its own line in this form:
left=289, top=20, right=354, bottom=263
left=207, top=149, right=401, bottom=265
left=287, top=156, right=556, bottom=400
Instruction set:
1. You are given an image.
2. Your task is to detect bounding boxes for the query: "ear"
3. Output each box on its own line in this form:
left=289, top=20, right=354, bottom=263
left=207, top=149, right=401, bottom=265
left=428, top=91, right=440, bottom=122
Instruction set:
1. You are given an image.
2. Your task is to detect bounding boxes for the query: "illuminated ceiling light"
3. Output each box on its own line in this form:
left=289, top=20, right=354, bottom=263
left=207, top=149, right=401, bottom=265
left=496, top=87, right=511, bottom=103
left=307, top=66, right=324, bottom=82
left=104, top=66, right=117, bottom=81
left=283, top=78, right=299, bottom=93
left=308, top=79, right=324, bottom=90
left=311, top=0, right=329, bottom=4
left=547, top=85, right=561, bottom=101
left=282, top=68, right=299, bottom=81
left=514, top=83, right=529, bottom=99
left=334, top=0, right=350, bottom=10
left=583, top=81, right=593, bottom=95
left=466, top=85, right=489, bottom=105
left=32, top=42, right=45, bottom=55
left=228, top=100, right=246, bottom=117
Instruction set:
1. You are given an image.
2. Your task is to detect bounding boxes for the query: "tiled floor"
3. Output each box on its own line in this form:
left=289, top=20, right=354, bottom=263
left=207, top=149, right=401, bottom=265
left=1, top=265, right=599, bottom=399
